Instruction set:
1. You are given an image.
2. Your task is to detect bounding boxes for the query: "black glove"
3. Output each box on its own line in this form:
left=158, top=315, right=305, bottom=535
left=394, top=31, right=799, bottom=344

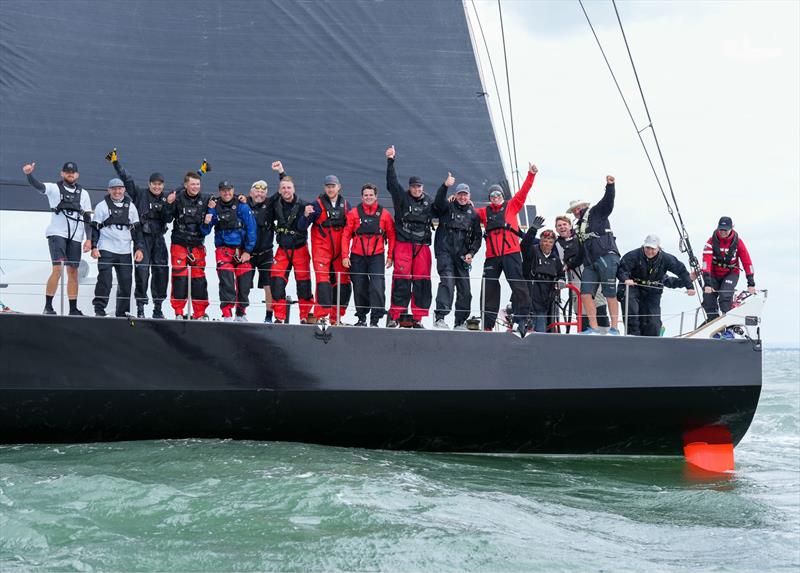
left=532, top=216, right=545, bottom=230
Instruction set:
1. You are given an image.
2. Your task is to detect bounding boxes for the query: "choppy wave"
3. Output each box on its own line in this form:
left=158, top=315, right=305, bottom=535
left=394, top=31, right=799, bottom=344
left=1, top=350, right=798, bottom=572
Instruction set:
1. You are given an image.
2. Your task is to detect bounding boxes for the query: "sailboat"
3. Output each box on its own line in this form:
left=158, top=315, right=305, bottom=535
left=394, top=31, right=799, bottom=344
left=0, top=0, right=762, bottom=470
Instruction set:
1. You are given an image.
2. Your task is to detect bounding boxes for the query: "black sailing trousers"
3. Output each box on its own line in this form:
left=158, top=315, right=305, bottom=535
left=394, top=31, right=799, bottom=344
left=134, top=233, right=168, bottom=307
left=481, top=253, right=530, bottom=329
left=702, top=271, right=738, bottom=321
left=350, top=253, right=386, bottom=324
left=93, top=250, right=133, bottom=317
left=624, top=285, right=663, bottom=336
left=434, top=252, right=472, bottom=325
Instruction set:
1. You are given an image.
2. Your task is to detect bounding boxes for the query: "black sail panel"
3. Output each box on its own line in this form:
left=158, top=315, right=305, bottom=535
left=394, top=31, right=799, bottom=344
left=0, top=0, right=505, bottom=210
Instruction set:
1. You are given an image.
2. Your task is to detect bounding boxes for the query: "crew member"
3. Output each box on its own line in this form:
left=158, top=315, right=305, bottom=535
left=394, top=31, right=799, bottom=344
left=267, top=161, right=315, bottom=324
left=90, top=178, right=144, bottom=317
left=528, top=229, right=565, bottom=333
left=618, top=234, right=695, bottom=336
left=307, top=175, right=351, bottom=325
left=432, top=180, right=482, bottom=330
left=243, top=180, right=275, bottom=323
left=22, top=161, right=92, bottom=316
left=108, top=149, right=169, bottom=319
left=164, top=171, right=212, bottom=320
left=385, top=145, right=434, bottom=328
left=701, top=216, right=756, bottom=321
left=204, top=181, right=257, bottom=321
left=341, top=183, right=396, bottom=326
left=554, top=214, right=609, bottom=331
left=568, top=175, right=621, bottom=335
left=475, top=162, right=538, bottom=332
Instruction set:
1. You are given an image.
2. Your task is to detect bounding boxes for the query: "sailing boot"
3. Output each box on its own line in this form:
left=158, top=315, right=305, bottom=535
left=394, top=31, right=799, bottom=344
left=152, top=304, right=165, bottom=319
left=136, top=303, right=146, bottom=319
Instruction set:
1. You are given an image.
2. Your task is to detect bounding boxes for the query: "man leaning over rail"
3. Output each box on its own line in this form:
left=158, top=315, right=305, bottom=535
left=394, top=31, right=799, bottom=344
left=617, top=234, right=695, bottom=336
left=22, top=161, right=92, bottom=316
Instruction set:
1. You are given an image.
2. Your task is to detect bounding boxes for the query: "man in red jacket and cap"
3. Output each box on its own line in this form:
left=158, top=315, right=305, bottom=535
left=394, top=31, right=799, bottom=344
left=701, top=216, right=756, bottom=321
left=341, top=183, right=396, bottom=326
left=475, top=162, right=538, bottom=332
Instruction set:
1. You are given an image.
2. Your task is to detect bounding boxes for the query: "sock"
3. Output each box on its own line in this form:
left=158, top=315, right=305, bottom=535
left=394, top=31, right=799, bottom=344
left=68, top=299, right=78, bottom=311
left=45, top=295, right=54, bottom=309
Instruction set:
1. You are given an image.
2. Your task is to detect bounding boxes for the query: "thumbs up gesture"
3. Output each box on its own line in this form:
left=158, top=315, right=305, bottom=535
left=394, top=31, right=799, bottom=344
left=445, top=172, right=455, bottom=187
left=22, top=162, right=36, bottom=175
left=386, top=145, right=396, bottom=159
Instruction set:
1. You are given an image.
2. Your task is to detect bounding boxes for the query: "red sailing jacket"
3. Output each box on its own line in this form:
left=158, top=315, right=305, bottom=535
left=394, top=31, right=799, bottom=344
left=310, top=194, right=349, bottom=255
left=702, top=230, right=755, bottom=280
left=341, top=202, right=396, bottom=259
left=475, top=171, right=536, bottom=258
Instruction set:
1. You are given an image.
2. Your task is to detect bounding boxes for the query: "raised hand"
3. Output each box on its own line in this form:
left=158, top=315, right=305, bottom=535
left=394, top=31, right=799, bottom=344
left=386, top=145, right=396, bottom=159
left=606, top=175, right=615, bottom=184
left=532, top=216, right=545, bottom=230
left=528, top=163, right=538, bottom=174
left=105, top=148, right=118, bottom=163
left=207, top=198, right=217, bottom=209
left=22, top=162, right=36, bottom=175
left=271, top=160, right=284, bottom=172
left=445, top=172, right=455, bottom=187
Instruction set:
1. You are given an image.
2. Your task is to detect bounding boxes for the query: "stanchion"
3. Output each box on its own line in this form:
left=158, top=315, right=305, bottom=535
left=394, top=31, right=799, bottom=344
left=624, top=283, right=630, bottom=336
left=480, top=274, right=486, bottom=331
left=187, top=259, right=193, bottom=319
left=59, top=264, right=65, bottom=315
left=336, top=271, right=341, bottom=326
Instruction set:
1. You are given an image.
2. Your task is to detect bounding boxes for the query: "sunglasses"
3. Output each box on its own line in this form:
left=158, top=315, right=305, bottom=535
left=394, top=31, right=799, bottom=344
left=251, top=184, right=267, bottom=190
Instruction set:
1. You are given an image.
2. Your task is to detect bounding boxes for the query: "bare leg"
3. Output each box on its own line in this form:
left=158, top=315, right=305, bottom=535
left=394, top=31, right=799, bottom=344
left=581, top=293, right=598, bottom=329
left=66, top=267, right=79, bottom=299
left=606, top=296, right=619, bottom=329
left=45, top=264, right=62, bottom=296
left=263, top=285, right=273, bottom=312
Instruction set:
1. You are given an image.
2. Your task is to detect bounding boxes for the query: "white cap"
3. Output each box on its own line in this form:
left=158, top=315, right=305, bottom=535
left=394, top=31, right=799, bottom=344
left=642, top=234, right=661, bottom=248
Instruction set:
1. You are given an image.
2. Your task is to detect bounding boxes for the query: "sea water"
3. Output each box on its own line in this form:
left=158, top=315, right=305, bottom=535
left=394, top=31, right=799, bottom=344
left=1, top=349, right=798, bottom=572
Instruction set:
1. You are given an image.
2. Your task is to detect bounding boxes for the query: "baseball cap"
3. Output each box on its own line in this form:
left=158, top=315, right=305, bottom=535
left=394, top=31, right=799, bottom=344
left=107, top=178, right=125, bottom=188
left=642, top=234, right=661, bottom=248
left=218, top=180, right=234, bottom=190
left=455, top=183, right=470, bottom=194
left=324, top=175, right=340, bottom=185
left=149, top=172, right=165, bottom=183
left=62, top=162, right=78, bottom=172
left=408, top=176, right=423, bottom=186
left=717, top=216, right=733, bottom=230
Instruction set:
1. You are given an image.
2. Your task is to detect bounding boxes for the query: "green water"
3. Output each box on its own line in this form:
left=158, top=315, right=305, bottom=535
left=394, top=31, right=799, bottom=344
left=1, top=350, right=798, bottom=572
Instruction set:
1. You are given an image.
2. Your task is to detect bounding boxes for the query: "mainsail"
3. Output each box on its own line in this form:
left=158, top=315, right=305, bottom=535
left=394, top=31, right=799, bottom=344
left=0, top=0, right=505, bottom=210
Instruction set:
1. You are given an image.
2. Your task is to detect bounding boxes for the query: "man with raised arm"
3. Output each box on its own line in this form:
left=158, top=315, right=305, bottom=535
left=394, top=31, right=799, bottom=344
left=267, top=161, right=315, bottom=324
left=567, top=175, right=621, bottom=335
left=107, top=148, right=170, bottom=319
left=385, top=145, right=434, bottom=328
left=164, top=171, right=213, bottom=320
left=22, top=161, right=92, bottom=316
left=90, top=178, right=145, bottom=317
left=431, top=179, right=482, bottom=330
left=341, top=183, right=396, bottom=327
left=474, top=162, right=538, bottom=333
left=306, top=175, right=351, bottom=326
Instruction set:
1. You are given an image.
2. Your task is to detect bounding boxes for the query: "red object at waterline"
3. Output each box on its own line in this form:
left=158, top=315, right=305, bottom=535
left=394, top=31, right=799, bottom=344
left=683, top=441, right=735, bottom=473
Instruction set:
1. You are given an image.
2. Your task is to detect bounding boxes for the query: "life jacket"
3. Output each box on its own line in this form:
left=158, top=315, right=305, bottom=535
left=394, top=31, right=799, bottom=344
left=711, top=232, right=739, bottom=270
left=248, top=198, right=274, bottom=253
left=53, top=181, right=85, bottom=215
left=173, top=191, right=207, bottom=243
left=630, top=249, right=666, bottom=287
left=215, top=199, right=242, bottom=231
left=99, top=196, right=132, bottom=229
left=531, top=246, right=561, bottom=279
left=400, top=195, right=433, bottom=243
left=446, top=203, right=475, bottom=232
left=355, top=204, right=385, bottom=236
left=140, top=191, right=168, bottom=234
left=575, top=209, right=613, bottom=244
left=319, top=194, right=346, bottom=229
left=574, top=207, right=618, bottom=262
left=484, top=203, right=510, bottom=235
left=275, top=199, right=307, bottom=248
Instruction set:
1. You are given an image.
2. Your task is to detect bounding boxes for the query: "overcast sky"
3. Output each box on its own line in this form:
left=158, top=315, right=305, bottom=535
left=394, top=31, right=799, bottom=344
left=1, top=0, right=797, bottom=345
left=468, top=0, right=799, bottom=345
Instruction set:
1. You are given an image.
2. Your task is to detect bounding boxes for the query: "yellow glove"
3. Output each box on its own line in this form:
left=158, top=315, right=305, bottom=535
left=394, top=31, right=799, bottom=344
left=105, top=148, right=118, bottom=163
left=198, top=159, right=211, bottom=176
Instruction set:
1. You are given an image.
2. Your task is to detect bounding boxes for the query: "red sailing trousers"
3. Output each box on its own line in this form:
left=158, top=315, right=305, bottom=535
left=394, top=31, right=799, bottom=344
left=389, top=241, right=432, bottom=321
left=270, top=246, right=314, bottom=322
left=215, top=246, right=253, bottom=317
left=312, top=232, right=351, bottom=322
left=170, top=244, right=209, bottom=318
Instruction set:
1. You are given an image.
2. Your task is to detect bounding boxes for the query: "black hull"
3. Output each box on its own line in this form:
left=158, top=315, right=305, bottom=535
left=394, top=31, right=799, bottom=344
left=0, top=314, right=762, bottom=454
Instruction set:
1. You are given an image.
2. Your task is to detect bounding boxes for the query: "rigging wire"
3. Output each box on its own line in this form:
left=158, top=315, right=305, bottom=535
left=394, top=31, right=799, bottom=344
left=469, top=0, right=515, bottom=195
left=497, top=0, right=528, bottom=226
left=577, top=0, right=704, bottom=300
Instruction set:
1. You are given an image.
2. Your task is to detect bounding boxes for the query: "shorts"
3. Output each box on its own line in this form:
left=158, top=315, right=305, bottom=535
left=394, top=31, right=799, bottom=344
left=251, top=250, right=274, bottom=288
left=580, top=252, right=620, bottom=297
left=47, top=235, right=82, bottom=268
